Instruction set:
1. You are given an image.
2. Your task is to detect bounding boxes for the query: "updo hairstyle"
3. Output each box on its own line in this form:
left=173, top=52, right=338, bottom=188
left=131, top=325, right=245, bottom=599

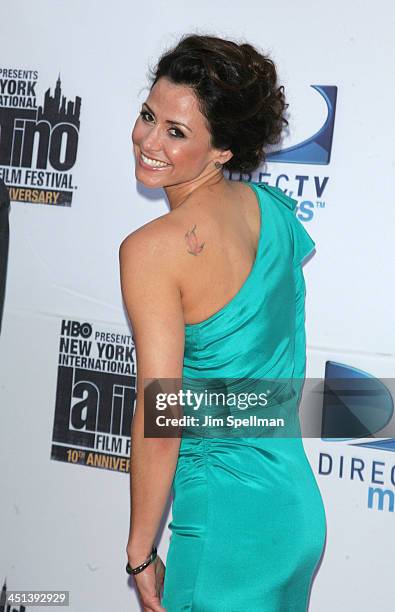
left=147, top=33, right=289, bottom=173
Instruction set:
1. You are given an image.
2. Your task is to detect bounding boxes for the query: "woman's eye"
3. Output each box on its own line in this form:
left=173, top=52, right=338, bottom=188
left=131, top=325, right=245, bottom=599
left=169, top=128, right=185, bottom=138
left=140, top=110, right=153, bottom=122
left=139, top=111, right=185, bottom=138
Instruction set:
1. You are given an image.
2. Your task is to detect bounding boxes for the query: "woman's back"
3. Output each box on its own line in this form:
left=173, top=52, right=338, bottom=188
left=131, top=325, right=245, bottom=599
left=173, top=179, right=262, bottom=327
left=178, top=181, right=313, bottom=378
left=161, top=181, right=327, bottom=611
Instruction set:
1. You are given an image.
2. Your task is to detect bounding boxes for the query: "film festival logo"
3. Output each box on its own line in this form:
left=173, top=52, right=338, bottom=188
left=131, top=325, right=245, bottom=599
left=51, top=319, right=136, bottom=473
left=0, top=68, right=81, bottom=206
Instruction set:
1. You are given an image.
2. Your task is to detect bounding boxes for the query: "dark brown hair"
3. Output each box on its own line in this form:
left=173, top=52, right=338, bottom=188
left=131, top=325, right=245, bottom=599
left=148, top=33, right=289, bottom=174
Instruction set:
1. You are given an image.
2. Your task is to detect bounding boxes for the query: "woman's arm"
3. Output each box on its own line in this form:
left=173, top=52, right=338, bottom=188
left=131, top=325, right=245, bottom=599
left=119, top=222, right=185, bottom=567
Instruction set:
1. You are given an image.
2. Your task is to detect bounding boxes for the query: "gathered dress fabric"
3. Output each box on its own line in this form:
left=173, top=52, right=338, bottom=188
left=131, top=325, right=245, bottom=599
left=161, top=181, right=327, bottom=612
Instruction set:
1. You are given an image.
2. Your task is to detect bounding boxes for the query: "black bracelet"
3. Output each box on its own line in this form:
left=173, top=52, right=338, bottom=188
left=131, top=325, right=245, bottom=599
left=126, top=545, right=157, bottom=575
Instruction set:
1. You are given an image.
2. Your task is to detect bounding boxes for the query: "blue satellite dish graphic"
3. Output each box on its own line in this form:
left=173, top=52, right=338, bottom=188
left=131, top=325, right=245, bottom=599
left=352, top=438, right=395, bottom=452
left=321, top=361, right=394, bottom=441
left=267, top=85, right=338, bottom=165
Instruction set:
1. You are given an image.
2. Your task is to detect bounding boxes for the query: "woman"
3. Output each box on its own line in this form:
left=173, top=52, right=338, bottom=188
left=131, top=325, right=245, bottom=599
left=119, top=33, right=326, bottom=612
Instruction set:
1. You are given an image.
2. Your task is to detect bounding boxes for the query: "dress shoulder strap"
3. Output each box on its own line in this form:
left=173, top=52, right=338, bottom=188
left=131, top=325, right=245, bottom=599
left=253, top=182, right=316, bottom=267
left=254, top=182, right=297, bottom=212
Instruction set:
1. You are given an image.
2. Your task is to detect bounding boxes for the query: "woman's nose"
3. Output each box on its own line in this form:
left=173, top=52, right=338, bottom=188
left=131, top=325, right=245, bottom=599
left=141, top=125, right=162, bottom=152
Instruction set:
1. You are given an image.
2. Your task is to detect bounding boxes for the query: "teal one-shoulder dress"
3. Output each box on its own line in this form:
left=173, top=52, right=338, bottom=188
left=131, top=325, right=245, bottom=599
left=161, top=181, right=327, bottom=612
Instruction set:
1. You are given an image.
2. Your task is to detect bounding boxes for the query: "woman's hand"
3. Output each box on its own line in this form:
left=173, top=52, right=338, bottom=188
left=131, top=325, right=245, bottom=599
left=131, top=554, right=166, bottom=612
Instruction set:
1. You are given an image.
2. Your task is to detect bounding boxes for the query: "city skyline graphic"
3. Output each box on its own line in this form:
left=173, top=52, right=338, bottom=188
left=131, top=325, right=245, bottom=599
left=37, top=74, right=81, bottom=128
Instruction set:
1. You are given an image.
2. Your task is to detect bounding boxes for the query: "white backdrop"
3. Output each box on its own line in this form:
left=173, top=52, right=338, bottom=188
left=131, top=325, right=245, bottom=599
left=1, top=1, right=394, bottom=610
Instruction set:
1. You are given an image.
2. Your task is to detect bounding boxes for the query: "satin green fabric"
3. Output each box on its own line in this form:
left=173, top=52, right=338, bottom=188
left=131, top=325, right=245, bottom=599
left=161, top=181, right=327, bottom=611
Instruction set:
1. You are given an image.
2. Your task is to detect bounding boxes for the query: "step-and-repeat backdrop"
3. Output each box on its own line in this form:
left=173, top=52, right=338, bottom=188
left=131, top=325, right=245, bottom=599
left=1, top=1, right=394, bottom=610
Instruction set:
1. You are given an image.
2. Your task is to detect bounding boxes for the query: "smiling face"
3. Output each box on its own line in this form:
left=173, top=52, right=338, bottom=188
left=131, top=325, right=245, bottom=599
left=131, top=76, right=232, bottom=188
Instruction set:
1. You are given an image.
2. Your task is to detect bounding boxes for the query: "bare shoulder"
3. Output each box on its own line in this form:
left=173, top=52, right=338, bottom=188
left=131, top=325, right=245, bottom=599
left=119, top=211, right=185, bottom=281
left=119, top=197, right=209, bottom=290
left=118, top=178, right=258, bottom=302
left=118, top=212, right=187, bottom=379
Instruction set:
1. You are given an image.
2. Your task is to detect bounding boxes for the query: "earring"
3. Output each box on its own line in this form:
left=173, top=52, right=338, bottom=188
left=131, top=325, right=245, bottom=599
left=214, top=161, right=222, bottom=169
